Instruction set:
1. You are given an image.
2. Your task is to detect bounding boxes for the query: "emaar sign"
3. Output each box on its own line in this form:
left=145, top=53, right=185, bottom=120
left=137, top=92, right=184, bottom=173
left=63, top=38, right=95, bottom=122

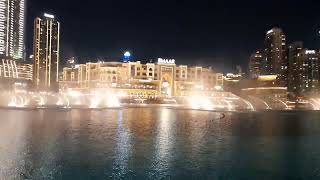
left=157, top=58, right=175, bottom=65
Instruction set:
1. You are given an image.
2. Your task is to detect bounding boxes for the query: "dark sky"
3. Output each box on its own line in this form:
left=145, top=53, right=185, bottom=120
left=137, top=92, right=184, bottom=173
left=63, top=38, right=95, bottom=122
left=27, top=0, right=320, bottom=73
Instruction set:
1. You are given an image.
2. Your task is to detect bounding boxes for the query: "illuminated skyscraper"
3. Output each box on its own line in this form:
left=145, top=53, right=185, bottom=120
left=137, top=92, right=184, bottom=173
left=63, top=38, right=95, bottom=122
left=0, top=0, right=26, bottom=60
left=297, top=50, right=320, bottom=95
left=263, top=27, right=287, bottom=86
left=33, top=13, right=60, bottom=90
left=287, top=42, right=303, bottom=95
left=249, top=50, right=263, bottom=79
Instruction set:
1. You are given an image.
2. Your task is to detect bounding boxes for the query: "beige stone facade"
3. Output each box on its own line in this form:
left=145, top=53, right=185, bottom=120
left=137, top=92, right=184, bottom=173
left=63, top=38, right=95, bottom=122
left=60, top=60, right=224, bottom=97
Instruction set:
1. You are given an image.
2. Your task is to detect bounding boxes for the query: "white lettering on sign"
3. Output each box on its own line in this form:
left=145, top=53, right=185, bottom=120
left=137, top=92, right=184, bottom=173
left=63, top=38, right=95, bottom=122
left=0, top=0, right=6, bottom=55
left=305, top=50, right=316, bottom=55
left=158, top=58, right=175, bottom=65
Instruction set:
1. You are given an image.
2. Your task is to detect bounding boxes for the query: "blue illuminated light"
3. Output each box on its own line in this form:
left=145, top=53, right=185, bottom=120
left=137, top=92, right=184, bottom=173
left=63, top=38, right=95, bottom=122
left=123, top=51, right=131, bottom=62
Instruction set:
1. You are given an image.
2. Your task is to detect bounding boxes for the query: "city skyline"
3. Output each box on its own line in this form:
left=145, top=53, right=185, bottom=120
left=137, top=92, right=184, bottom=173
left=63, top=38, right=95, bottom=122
left=2, top=1, right=320, bottom=180
left=0, top=0, right=319, bottom=98
left=25, top=0, right=320, bottom=72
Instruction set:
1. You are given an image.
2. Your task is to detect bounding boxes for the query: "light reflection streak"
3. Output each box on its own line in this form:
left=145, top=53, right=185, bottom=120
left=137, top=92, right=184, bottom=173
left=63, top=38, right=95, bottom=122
left=112, top=110, right=132, bottom=179
left=150, top=109, right=175, bottom=178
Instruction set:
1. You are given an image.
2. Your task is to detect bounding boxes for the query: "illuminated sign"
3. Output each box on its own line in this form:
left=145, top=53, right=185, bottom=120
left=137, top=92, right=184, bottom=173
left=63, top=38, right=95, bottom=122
left=258, top=75, right=277, bottom=81
left=305, top=50, right=316, bottom=54
left=0, top=0, right=6, bottom=55
left=158, top=58, right=175, bottom=65
left=44, top=13, right=55, bottom=19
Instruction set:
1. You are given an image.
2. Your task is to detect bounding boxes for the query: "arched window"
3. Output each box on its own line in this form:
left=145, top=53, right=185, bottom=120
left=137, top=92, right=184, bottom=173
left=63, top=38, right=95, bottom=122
left=112, top=76, right=117, bottom=83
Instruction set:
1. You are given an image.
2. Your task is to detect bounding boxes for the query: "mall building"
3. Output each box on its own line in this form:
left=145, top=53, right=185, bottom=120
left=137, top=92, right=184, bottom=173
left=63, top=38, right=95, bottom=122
left=60, top=58, right=224, bottom=97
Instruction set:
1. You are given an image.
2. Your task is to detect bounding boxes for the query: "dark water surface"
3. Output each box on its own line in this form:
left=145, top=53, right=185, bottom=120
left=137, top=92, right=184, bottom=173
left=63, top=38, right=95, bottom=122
left=0, top=108, right=320, bottom=179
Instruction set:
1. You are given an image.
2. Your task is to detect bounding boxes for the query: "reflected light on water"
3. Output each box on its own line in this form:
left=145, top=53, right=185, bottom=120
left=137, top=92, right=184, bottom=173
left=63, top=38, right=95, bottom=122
left=0, top=109, right=320, bottom=179
left=157, top=109, right=173, bottom=158
left=112, top=110, right=132, bottom=179
left=149, top=109, right=175, bottom=178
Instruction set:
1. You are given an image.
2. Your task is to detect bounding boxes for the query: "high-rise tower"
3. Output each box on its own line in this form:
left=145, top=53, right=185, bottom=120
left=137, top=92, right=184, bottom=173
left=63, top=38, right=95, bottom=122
left=263, top=28, right=287, bottom=85
left=249, top=50, right=263, bottom=79
left=287, top=42, right=303, bottom=94
left=33, top=13, right=60, bottom=90
left=296, top=49, right=320, bottom=95
left=0, top=0, right=25, bottom=60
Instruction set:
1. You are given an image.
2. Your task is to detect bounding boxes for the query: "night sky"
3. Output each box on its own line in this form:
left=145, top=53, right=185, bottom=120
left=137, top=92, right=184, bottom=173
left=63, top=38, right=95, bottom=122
left=27, top=0, right=320, bottom=73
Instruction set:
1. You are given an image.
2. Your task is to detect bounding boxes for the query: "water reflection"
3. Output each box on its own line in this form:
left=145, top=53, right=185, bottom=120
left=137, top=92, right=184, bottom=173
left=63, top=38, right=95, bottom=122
left=0, top=110, right=28, bottom=179
left=111, top=110, right=132, bottom=179
left=0, top=109, right=320, bottom=179
left=148, top=109, right=176, bottom=179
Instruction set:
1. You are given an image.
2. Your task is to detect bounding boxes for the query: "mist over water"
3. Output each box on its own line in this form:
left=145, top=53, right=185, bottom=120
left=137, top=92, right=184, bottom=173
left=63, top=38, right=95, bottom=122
left=0, top=108, right=320, bottom=179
